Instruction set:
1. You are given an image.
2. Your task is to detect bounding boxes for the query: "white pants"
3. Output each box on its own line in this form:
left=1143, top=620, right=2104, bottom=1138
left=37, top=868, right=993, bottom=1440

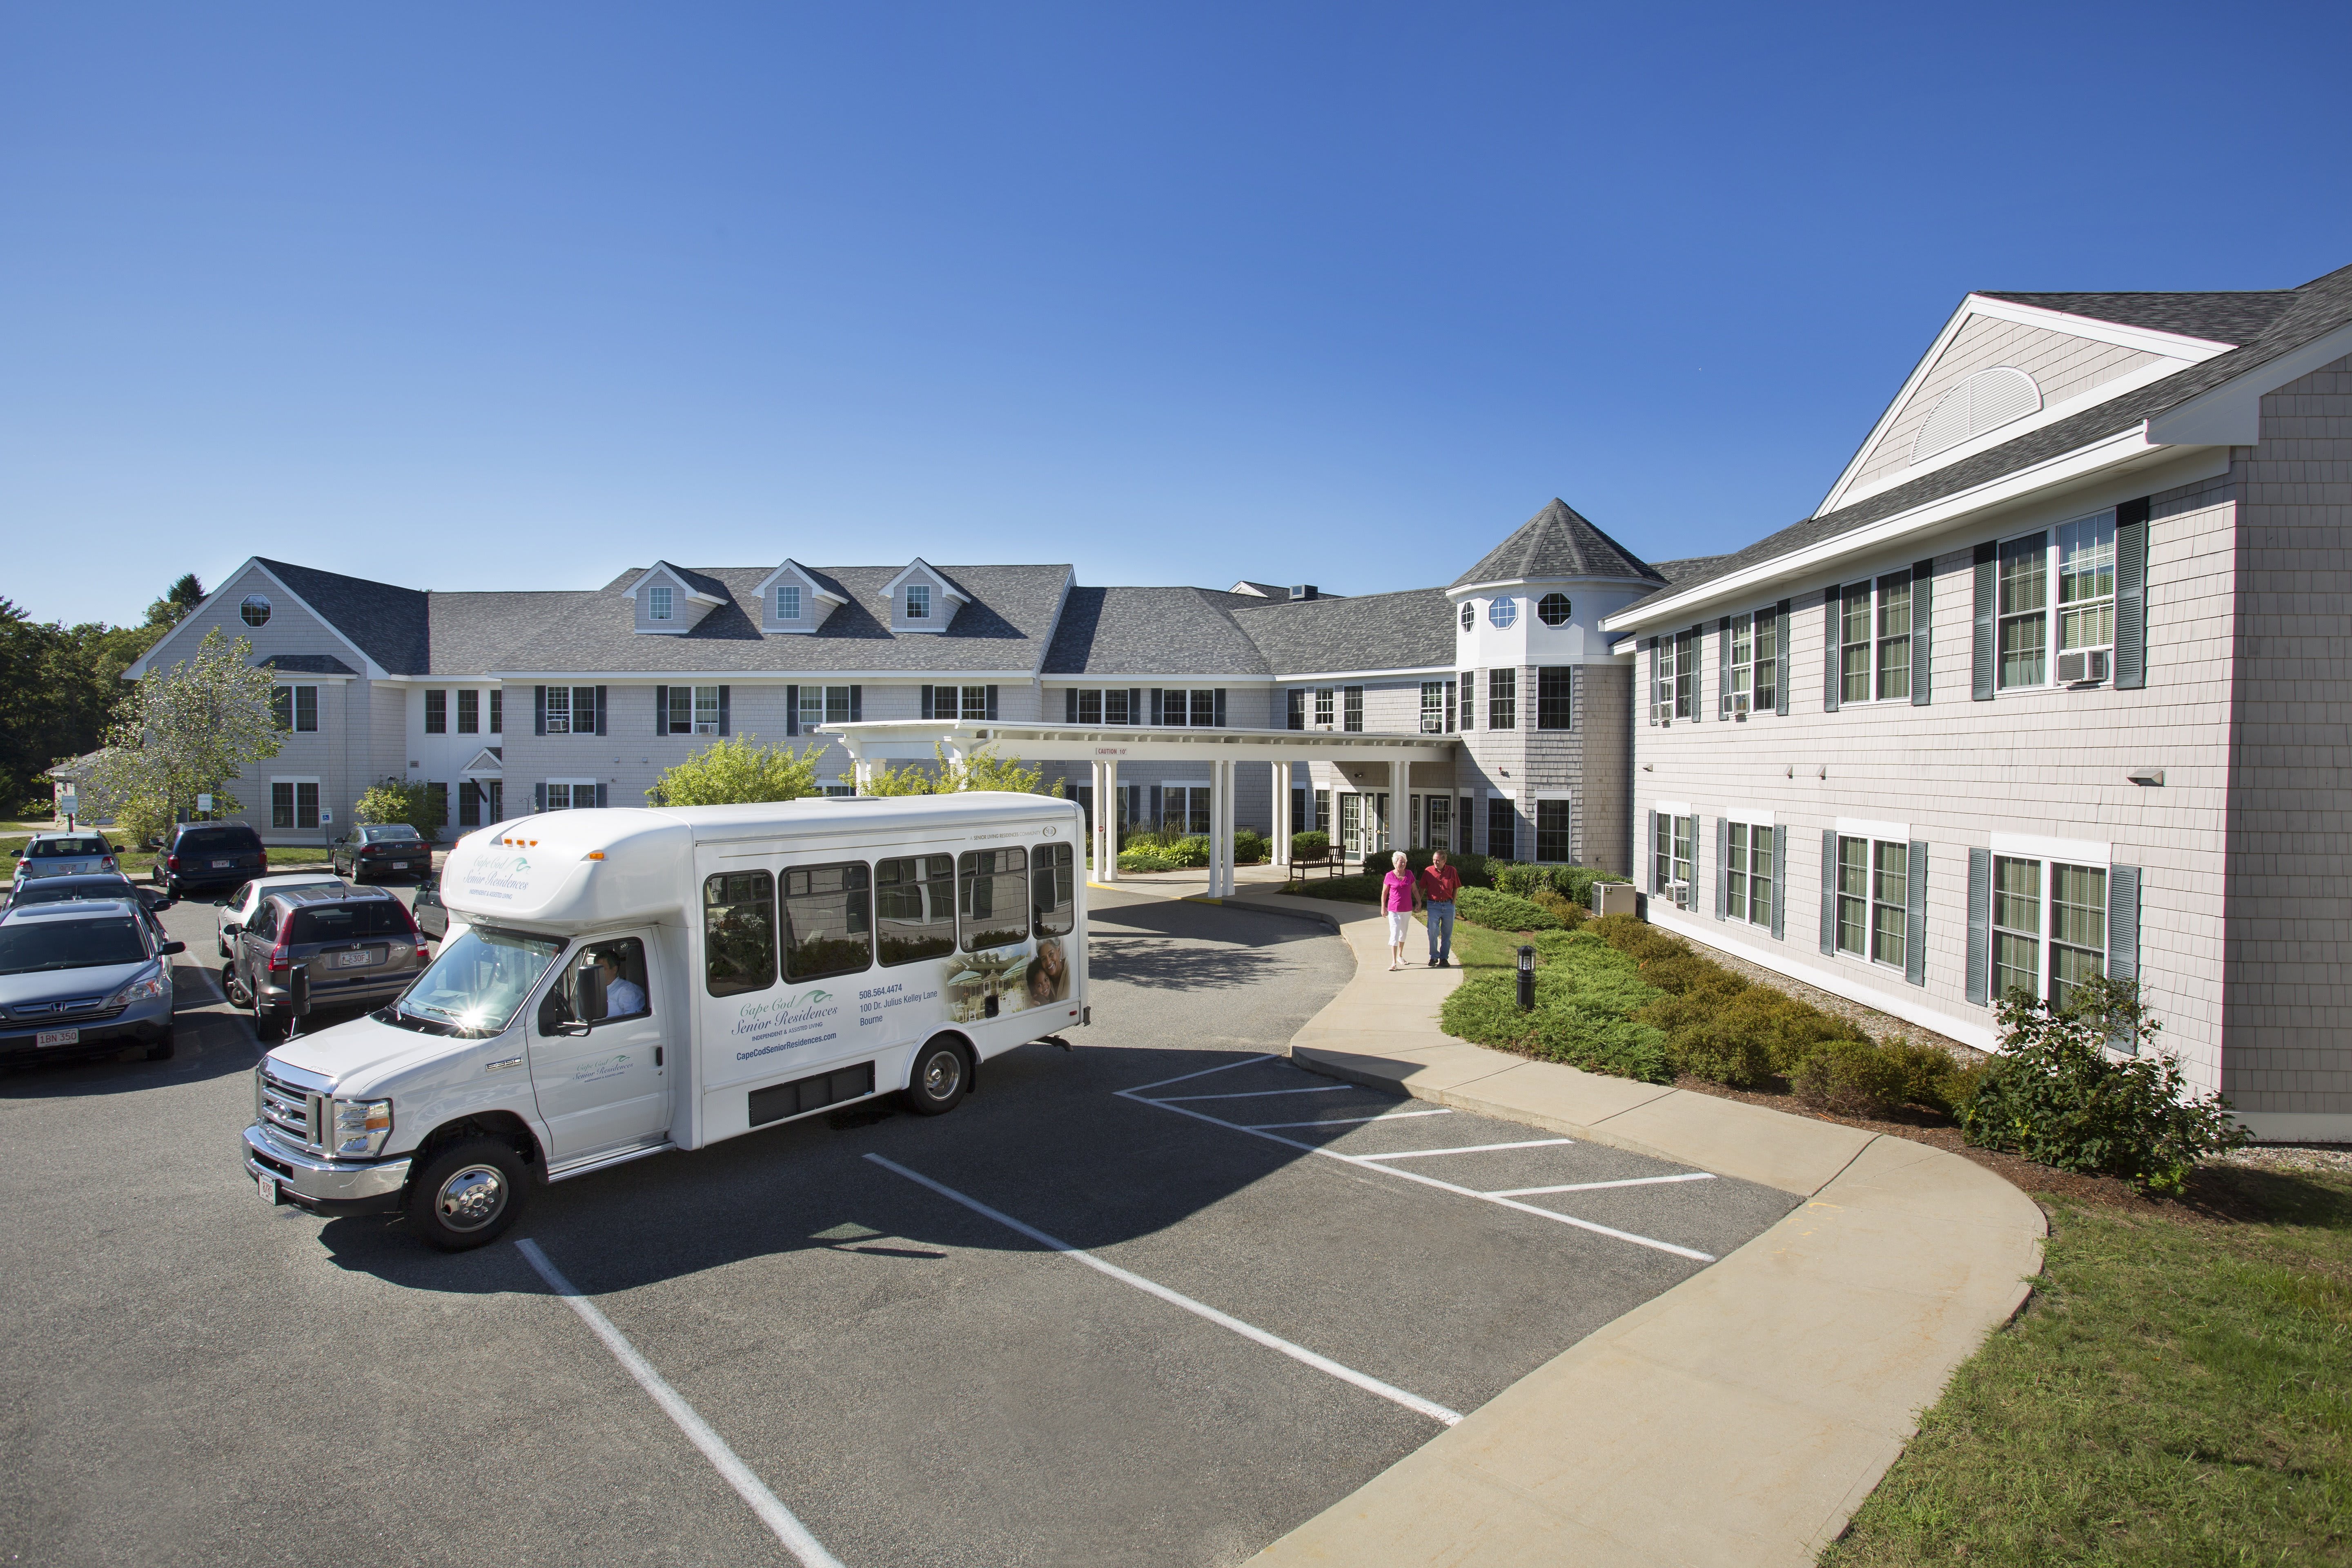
left=1387, top=910, right=1412, bottom=944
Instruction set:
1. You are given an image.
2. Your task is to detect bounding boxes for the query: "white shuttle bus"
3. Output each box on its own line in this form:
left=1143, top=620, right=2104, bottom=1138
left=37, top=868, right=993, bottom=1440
left=241, top=793, right=1087, bottom=1250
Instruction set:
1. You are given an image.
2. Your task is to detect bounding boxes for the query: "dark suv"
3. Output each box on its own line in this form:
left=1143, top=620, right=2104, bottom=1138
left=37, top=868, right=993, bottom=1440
left=331, top=823, right=430, bottom=883
left=155, top=822, right=268, bottom=900
left=225, top=885, right=426, bottom=1041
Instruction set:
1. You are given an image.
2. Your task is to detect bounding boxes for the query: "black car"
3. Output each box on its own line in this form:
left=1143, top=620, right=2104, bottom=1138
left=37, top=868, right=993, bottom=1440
left=224, top=885, right=428, bottom=1042
left=410, top=873, right=450, bottom=941
left=7, top=873, right=174, bottom=930
left=154, top=822, right=269, bottom=899
left=331, top=823, right=431, bottom=883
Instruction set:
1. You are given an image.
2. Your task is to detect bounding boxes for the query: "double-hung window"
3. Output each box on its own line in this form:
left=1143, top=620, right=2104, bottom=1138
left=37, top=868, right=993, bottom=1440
left=1652, top=636, right=1694, bottom=722
left=1652, top=813, right=1695, bottom=906
left=1535, top=800, right=1572, bottom=862
left=1457, top=673, right=1474, bottom=731
left=1998, top=515, right=2118, bottom=690
left=693, top=686, right=722, bottom=734
left=776, top=585, right=801, bottom=620
left=272, top=684, right=319, bottom=733
left=1314, top=687, right=1334, bottom=728
left=1487, top=669, right=1515, bottom=730
left=1421, top=681, right=1446, bottom=735
left=489, top=689, right=503, bottom=733
left=1997, top=534, right=2049, bottom=688
left=1535, top=667, right=1571, bottom=730
left=1992, top=857, right=2108, bottom=1007
left=457, top=689, right=480, bottom=734
left=648, top=585, right=673, bottom=622
left=1839, top=575, right=1912, bottom=704
left=1082, top=689, right=1107, bottom=725
left=1342, top=687, right=1363, bottom=733
left=800, top=686, right=854, bottom=728
left=1726, top=823, right=1774, bottom=927
left=1288, top=689, right=1305, bottom=731
left=1722, top=611, right=1780, bottom=716
left=1835, top=835, right=1908, bottom=968
left=905, top=584, right=931, bottom=620
left=545, top=687, right=572, bottom=735
left=272, top=781, right=320, bottom=830
left=424, top=690, right=447, bottom=733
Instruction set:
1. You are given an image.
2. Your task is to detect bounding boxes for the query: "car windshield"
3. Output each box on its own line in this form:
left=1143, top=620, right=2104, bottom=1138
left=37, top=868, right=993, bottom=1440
left=31, top=837, right=109, bottom=858
left=388, top=924, right=562, bottom=1037
left=0, top=915, right=147, bottom=974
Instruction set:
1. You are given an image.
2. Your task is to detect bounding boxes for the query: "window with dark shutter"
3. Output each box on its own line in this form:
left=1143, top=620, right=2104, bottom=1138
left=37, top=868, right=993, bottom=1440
left=534, top=686, right=546, bottom=736
left=1818, top=830, right=1836, bottom=955
left=1905, top=841, right=1928, bottom=986
left=654, top=686, right=668, bottom=735
left=1911, top=561, right=1933, bottom=704
left=1971, top=542, right=1997, bottom=699
left=595, top=686, right=608, bottom=736
left=1770, top=827, right=1786, bottom=938
left=786, top=685, right=800, bottom=736
left=1822, top=587, right=1842, bottom=712
left=2113, top=499, right=2149, bottom=689
left=1065, top=689, right=1077, bottom=723
left=1714, top=818, right=1728, bottom=920
left=717, top=686, right=731, bottom=735
left=986, top=685, right=998, bottom=721
left=850, top=686, right=863, bottom=722
left=1965, top=849, right=1992, bottom=1004
left=1214, top=689, right=1225, bottom=727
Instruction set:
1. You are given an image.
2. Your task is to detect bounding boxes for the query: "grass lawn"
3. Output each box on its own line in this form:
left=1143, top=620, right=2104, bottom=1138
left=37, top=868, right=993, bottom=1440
left=1825, top=1168, right=2352, bottom=1567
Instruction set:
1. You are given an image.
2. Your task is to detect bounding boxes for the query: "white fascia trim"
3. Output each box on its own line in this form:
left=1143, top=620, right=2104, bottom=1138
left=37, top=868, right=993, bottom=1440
left=2149, top=317, right=2352, bottom=447
left=1835, top=817, right=1911, bottom=842
left=1989, top=832, right=2110, bottom=866
left=619, top=563, right=725, bottom=606
left=893, top=623, right=949, bottom=634
left=1533, top=788, right=1575, bottom=802
left=749, top=560, right=849, bottom=606
left=1603, top=423, right=2172, bottom=634
left=1815, top=295, right=2235, bottom=517
left=1725, top=805, right=1775, bottom=826
left=1449, top=576, right=1662, bottom=599
left=1831, top=354, right=2199, bottom=514
left=1271, top=666, right=1449, bottom=683
left=881, top=559, right=971, bottom=604
left=129, top=559, right=391, bottom=683
left=1049, top=675, right=1273, bottom=685
left=1654, top=800, right=1693, bottom=816
left=491, top=670, right=1039, bottom=682
left=376, top=673, right=496, bottom=684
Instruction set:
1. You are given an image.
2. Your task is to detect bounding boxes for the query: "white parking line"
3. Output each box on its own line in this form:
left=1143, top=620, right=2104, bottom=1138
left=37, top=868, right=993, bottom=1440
left=514, top=1239, right=846, bottom=1568
left=1120, top=1090, right=1715, bottom=1263
left=1354, top=1138, right=1575, bottom=1161
left=1249, top=1109, right=1455, bottom=1130
left=1122, top=1054, right=1275, bottom=1095
left=1154, top=1084, right=1355, bottom=1103
left=866, top=1153, right=1464, bottom=1428
left=1486, top=1173, right=1718, bottom=1198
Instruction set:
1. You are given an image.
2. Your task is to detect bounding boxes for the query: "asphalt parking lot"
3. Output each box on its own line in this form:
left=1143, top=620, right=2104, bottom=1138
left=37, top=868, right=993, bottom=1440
left=0, top=881, right=1798, bottom=1567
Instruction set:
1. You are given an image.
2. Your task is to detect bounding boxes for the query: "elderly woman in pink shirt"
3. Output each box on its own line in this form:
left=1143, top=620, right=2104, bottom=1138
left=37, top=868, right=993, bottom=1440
left=1381, top=850, right=1422, bottom=971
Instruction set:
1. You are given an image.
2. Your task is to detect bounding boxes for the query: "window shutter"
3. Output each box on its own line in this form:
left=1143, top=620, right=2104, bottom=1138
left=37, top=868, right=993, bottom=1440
left=985, top=685, right=998, bottom=721
left=1971, top=542, right=1996, bottom=700
left=1460, top=671, right=1474, bottom=731
left=2114, top=499, right=2149, bottom=690
left=786, top=685, right=799, bottom=737
left=1821, top=585, right=1841, bottom=712
left=595, top=686, right=608, bottom=736
left=1149, top=784, right=1163, bottom=824
left=534, top=783, right=546, bottom=813
left=1646, top=639, right=1657, bottom=725
left=1646, top=810, right=1658, bottom=894
left=1714, top=817, right=1727, bottom=920
left=654, top=686, right=668, bottom=735
left=1065, top=688, right=1076, bottom=723
left=1819, top=829, right=1837, bottom=955
left=1770, top=826, right=1786, bottom=939
left=596, top=783, right=608, bottom=809
left=2107, top=863, right=2141, bottom=987
left=920, top=686, right=934, bottom=720
left=1214, top=689, right=1226, bottom=727
left=1965, top=848, right=1992, bottom=1004
left=1774, top=601, right=1792, bottom=715
left=1717, top=617, right=1730, bottom=718
left=534, top=686, right=546, bottom=735
left=1905, top=840, right=1928, bottom=987
left=850, top=686, right=863, bottom=722
left=717, top=686, right=731, bottom=735
left=1690, top=625, right=1706, bottom=721
left=1150, top=688, right=1163, bottom=725
left=1911, top=561, right=1933, bottom=706
left=1127, top=689, right=1141, bottom=724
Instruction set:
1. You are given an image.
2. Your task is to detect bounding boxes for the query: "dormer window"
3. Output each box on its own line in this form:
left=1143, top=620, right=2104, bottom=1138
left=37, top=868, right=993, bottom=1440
left=906, top=584, right=931, bottom=620
left=777, top=585, right=800, bottom=620
left=648, top=585, right=673, bottom=621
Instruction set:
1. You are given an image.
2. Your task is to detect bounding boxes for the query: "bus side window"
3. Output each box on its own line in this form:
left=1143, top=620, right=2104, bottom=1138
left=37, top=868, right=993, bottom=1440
left=704, top=871, right=776, bottom=996
left=784, top=861, right=872, bottom=980
left=1032, top=842, right=1074, bottom=937
left=876, top=854, right=955, bottom=966
left=958, top=847, right=1028, bottom=952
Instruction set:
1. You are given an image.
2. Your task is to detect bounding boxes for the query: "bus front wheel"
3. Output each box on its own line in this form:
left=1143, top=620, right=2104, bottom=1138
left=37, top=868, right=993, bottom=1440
left=902, top=1039, right=970, bottom=1116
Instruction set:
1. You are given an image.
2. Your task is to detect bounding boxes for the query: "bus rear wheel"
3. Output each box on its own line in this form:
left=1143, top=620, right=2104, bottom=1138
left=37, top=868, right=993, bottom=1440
left=902, top=1039, right=970, bottom=1116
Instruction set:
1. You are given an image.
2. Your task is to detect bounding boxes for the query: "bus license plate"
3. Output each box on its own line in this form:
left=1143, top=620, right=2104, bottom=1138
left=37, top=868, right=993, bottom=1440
left=334, top=948, right=381, bottom=968
left=37, top=1028, right=79, bottom=1047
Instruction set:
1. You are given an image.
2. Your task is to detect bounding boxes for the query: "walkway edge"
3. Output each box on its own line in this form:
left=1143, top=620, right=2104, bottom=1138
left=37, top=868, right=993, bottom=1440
left=1230, top=893, right=2046, bottom=1568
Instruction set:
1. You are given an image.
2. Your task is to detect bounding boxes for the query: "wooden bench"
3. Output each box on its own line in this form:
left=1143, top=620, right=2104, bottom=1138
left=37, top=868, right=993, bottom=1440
left=1287, top=846, right=1342, bottom=882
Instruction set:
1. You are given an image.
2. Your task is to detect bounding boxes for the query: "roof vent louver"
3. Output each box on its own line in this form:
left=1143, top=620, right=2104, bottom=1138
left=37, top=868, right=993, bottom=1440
left=1913, top=366, right=2042, bottom=463
left=1288, top=585, right=1319, bottom=601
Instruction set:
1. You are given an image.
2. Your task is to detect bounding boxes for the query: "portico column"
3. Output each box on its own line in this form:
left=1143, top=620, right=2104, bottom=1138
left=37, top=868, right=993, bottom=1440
left=1101, top=757, right=1120, bottom=883
left=1390, top=758, right=1407, bottom=859
left=1206, top=759, right=1225, bottom=899
left=1217, top=758, right=1236, bottom=898
left=1273, top=761, right=1291, bottom=866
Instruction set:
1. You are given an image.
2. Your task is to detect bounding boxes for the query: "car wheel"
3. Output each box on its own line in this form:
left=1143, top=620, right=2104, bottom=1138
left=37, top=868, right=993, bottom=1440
left=253, top=989, right=286, bottom=1043
left=901, top=1037, right=971, bottom=1116
left=405, top=1138, right=529, bottom=1252
left=145, top=1030, right=176, bottom=1061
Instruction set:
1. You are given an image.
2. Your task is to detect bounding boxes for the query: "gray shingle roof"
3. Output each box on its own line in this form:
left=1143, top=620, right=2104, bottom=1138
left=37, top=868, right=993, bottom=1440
left=1973, top=289, right=2299, bottom=345
left=1230, top=587, right=1455, bottom=675
left=257, top=558, right=430, bottom=674
left=425, top=591, right=605, bottom=675
left=1450, top=499, right=1665, bottom=589
left=1632, top=259, right=2352, bottom=611
left=1648, top=555, right=1733, bottom=586
left=1042, top=587, right=1271, bottom=676
left=492, top=564, right=1073, bottom=674
left=252, top=653, right=358, bottom=676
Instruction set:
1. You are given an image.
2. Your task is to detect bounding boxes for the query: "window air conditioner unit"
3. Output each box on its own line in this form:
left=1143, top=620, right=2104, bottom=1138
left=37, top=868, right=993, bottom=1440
left=2058, top=650, right=2110, bottom=685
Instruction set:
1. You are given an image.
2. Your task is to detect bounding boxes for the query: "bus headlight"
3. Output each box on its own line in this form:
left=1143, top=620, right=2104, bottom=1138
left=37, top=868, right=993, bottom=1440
left=331, top=1098, right=394, bottom=1158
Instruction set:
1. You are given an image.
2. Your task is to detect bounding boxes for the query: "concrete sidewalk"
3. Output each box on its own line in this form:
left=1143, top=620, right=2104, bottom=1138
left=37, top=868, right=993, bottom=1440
left=1109, top=879, right=2046, bottom=1567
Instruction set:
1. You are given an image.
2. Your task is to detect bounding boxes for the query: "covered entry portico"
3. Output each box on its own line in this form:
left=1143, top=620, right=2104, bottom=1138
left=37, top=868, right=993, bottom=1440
left=821, top=721, right=1458, bottom=898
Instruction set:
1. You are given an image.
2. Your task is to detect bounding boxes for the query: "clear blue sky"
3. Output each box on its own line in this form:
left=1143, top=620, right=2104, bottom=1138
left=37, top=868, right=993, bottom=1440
left=7, top=2, right=2348, bottom=627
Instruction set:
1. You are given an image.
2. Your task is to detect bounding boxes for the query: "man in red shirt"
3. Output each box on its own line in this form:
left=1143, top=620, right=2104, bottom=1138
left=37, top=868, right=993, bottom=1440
left=1419, top=850, right=1462, bottom=968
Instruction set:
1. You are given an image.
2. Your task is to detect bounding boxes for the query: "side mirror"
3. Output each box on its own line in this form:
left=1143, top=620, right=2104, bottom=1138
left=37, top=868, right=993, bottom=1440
left=158, top=940, right=186, bottom=956
left=221, top=922, right=241, bottom=938
left=557, top=1018, right=593, bottom=1037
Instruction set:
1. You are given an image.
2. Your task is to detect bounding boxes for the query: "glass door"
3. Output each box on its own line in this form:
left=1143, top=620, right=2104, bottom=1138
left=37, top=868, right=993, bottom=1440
left=1338, top=793, right=1363, bottom=861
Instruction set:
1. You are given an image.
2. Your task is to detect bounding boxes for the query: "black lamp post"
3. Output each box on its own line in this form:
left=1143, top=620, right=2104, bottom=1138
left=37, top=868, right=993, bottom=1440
left=1516, top=944, right=1537, bottom=1011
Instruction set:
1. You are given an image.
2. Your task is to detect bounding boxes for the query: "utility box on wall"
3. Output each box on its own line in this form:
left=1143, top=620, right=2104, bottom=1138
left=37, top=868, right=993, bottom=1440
left=1591, top=881, right=1638, bottom=919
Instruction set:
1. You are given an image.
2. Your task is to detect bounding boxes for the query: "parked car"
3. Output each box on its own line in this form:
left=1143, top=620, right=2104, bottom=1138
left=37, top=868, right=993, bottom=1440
left=0, top=898, right=185, bottom=1065
left=215, top=873, right=348, bottom=958
left=7, top=874, right=174, bottom=937
left=331, top=824, right=430, bottom=883
left=409, top=873, right=455, bottom=942
left=154, top=822, right=268, bottom=900
left=11, top=832, right=121, bottom=890
left=224, top=885, right=428, bottom=1042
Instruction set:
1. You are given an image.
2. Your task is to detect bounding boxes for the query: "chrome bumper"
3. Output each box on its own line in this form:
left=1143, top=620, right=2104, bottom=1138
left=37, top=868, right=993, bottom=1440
left=243, top=1123, right=412, bottom=1206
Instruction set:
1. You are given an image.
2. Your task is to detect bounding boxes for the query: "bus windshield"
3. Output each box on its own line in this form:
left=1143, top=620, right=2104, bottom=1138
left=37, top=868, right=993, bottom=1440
left=387, top=924, right=564, bottom=1037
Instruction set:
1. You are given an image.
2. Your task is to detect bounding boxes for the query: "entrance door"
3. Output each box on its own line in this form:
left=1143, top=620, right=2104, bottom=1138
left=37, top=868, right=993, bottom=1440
left=529, top=932, right=673, bottom=1160
left=1338, top=793, right=1362, bottom=860
left=1425, top=794, right=1452, bottom=853
left=1369, top=792, right=1390, bottom=855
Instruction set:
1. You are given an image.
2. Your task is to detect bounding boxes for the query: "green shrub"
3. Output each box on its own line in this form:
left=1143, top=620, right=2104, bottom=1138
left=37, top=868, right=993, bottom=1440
left=1166, top=835, right=1212, bottom=868
left=1878, top=1036, right=1982, bottom=1116
left=1555, top=865, right=1629, bottom=905
left=1528, top=889, right=1586, bottom=927
left=1117, top=848, right=1178, bottom=873
left=1440, top=929, right=1670, bottom=1082
left=1234, top=829, right=1267, bottom=865
left=1291, top=829, right=1330, bottom=860
left=1962, top=978, right=2250, bottom=1192
left=1793, top=1038, right=1909, bottom=1116
left=354, top=777, right=446, bottom=840
left=1456, top=886, right=1562, bottom=932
